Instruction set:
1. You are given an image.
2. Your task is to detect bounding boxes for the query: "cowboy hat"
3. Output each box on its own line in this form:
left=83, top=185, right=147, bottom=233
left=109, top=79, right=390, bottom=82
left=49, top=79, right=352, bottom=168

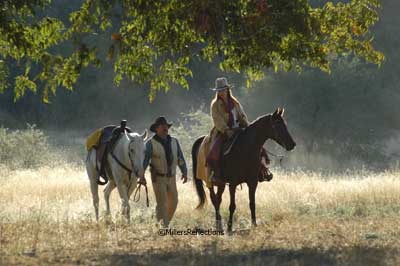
left=210, top=77, right=234, bottom=91
left=150, top=116, right=173, bottom=133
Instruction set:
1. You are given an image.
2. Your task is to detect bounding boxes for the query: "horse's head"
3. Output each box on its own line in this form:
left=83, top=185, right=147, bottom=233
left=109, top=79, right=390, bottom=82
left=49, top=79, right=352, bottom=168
left=127, top=130, right=148, bottom=178
left=269, top=108, right=296, bottom=151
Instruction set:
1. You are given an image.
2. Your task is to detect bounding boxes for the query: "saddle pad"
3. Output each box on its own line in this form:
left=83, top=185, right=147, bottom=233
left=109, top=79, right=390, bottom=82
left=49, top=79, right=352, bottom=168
left=86, top=128, right=103, bottom=151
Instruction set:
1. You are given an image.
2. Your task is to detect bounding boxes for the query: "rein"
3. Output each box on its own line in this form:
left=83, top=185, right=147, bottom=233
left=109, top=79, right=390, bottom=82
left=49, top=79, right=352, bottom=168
left=110, top=150, right=133, bottom=174
left=133, top=183, right=150, bottom=207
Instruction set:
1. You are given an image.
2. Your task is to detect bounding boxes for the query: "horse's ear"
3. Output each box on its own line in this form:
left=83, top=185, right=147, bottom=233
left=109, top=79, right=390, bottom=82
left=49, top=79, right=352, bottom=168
left=280, top=108, right=285, bottom=116
left=273, top=108, right=279, bottom=116
left=141, top=129, right=148, bottom=141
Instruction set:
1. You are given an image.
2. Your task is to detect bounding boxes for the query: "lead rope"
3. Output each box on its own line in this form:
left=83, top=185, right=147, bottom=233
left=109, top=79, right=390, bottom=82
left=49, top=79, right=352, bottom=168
left=133, top=183, right=150, bottom=207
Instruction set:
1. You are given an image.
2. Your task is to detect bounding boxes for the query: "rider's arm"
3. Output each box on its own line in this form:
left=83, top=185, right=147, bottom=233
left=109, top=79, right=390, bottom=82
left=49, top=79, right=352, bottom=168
left=176, top=140, right=188, bottom=176
left=211, top=100, right=229, bottom=134
left=143, top=140, right=153, bottom=171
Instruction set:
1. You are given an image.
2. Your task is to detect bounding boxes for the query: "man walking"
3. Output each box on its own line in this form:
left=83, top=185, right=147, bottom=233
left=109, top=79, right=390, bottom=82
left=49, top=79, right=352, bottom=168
left=143, top=116, right=188, bottom=227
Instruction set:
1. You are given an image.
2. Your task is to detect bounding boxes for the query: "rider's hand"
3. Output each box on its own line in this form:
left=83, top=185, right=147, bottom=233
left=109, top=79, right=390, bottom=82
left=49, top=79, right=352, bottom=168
left=225, top=129, right=234, bottom=138
left=181, top=175, right=188, bottom=184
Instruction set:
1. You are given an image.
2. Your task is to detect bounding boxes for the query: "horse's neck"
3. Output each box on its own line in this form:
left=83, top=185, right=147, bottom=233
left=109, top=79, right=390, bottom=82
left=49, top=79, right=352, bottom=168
left=113, top=135, right=130, bottom=163
left=250, top=115, right=271, bottom=147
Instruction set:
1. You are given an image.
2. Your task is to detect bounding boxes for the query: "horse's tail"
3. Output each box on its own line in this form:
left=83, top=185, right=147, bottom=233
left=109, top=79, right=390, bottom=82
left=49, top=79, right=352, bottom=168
left=192, top=136, right=206, bottom=209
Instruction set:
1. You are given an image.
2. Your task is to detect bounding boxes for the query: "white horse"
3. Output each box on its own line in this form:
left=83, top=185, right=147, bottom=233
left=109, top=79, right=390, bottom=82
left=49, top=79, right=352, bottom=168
left=85, top=130, right=148, bottom=221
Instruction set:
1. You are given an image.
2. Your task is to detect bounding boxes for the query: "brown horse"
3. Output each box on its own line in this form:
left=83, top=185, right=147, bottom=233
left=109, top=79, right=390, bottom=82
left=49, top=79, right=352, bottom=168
left=192, top=108, right=296, bottom=232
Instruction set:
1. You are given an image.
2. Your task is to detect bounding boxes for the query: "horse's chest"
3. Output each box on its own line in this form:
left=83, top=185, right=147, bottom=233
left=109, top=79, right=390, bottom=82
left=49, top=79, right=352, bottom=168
left=223, top=151, right=260, bottom=178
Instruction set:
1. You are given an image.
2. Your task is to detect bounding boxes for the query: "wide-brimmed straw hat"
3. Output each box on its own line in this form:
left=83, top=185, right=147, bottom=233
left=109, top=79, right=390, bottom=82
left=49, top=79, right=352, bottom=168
left=210, top=77, right=233, bottom=91
left=150, top=116, right=172, bottom=133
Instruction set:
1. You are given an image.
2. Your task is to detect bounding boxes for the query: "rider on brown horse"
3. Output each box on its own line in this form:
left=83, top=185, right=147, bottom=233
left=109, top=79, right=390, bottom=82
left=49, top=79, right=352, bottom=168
left=206, top=77, right=272, bottom=185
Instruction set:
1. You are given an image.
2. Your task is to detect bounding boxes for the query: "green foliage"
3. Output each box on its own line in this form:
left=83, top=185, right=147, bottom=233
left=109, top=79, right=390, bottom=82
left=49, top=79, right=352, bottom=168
left=0, top=0, right=384, bottom=102
left=0, top=124, right=50, bottom=169
left=14, top=75, right=37, bottom=101
left=169, top=107, right=212, bottom=165
left=0, top=60, right=8, bottom=92
left=0, top=0, right=101, bottom=102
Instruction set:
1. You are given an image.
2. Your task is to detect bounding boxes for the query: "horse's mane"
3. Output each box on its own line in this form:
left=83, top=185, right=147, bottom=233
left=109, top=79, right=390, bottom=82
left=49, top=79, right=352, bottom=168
left=248, top=113, right=271, bottom=129
left=128, top=132, right=141, bottom=138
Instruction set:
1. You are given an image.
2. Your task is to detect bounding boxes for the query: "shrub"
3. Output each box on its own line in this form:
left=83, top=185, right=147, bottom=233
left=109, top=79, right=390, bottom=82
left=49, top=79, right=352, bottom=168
left=0, top=124, right=50, bottom=169
left=169, top=107, right=212, bottom=167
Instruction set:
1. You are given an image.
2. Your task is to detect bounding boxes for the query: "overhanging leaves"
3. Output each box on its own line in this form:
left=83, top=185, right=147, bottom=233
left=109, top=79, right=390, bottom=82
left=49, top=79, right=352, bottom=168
left=0, top=0, right=384, bottom=102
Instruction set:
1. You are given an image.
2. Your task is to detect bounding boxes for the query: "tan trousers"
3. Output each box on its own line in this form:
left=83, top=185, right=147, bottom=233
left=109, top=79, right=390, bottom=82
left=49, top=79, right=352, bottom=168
left=151, top=175, right=178, bottom=227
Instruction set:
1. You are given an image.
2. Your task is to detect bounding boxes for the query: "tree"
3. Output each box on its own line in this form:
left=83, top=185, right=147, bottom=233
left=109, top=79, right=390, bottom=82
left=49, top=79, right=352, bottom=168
left=0, top=0, right=384, bottom=102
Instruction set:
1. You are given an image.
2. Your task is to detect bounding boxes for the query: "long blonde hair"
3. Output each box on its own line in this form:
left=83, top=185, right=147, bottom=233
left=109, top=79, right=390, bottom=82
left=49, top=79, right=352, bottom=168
left=212, top=88, right=240, bottom=105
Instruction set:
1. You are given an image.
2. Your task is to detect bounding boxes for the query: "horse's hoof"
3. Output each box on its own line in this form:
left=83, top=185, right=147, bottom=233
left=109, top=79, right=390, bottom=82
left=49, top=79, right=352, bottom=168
left=216, top=221, right=223, bottom=231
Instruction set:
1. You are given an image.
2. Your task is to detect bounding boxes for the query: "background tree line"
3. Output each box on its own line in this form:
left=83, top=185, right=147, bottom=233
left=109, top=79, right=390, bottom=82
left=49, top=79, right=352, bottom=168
left=0, top=0, right=398, bottom=171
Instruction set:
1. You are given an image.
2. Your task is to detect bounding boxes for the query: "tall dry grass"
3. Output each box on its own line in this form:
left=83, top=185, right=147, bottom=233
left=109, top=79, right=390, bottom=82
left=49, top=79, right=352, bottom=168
left=0, top=125, right=399, bottom=265
left=1, top=167, right=399, bottom=222
left=1, top=165, right=399, bottom=265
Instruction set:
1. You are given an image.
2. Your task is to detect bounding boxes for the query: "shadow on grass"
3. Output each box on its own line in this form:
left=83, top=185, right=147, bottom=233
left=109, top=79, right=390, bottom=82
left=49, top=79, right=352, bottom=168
left=98, top=246, right=399, bottom=266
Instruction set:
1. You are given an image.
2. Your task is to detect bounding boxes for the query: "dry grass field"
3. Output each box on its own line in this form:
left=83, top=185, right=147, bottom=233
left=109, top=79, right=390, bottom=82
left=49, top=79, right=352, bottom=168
left=0, top=165, right=399, bottom=266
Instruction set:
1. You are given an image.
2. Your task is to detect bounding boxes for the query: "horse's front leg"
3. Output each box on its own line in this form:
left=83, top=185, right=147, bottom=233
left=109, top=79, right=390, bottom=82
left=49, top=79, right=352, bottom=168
left=209, top=187, right=220, bottom=230
left=215, top=184, right=225, bottom=230
left=248, top=181, right=258, bottom=226
left=115, top=178, right=131, bottom=223
left=227, top=184, right=236, bottom=232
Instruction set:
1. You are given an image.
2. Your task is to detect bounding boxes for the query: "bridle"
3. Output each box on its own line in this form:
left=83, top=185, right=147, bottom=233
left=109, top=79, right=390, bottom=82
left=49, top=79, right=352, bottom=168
left=268, top=115, right=286, bottom=165
left=110, top=139, right=137, bottom=175
left=269, top=115, right=280, bottom=141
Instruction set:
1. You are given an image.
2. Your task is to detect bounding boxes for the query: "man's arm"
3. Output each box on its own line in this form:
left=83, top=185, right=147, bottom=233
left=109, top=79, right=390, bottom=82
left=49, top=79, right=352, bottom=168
left=176, top=139, right=188, bottom=177
left=143, top=140, right=153, bottom=171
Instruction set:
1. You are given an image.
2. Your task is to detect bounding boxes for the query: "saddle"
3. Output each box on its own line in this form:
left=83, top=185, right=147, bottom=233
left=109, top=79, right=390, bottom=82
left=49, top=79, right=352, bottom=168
left=222, top=128, right=243, bottom=156
left=93, top=120, right=132, bottom=185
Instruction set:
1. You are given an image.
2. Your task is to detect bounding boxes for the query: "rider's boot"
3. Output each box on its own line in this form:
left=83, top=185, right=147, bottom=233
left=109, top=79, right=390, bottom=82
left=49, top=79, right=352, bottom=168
left=258, top=164, right=273, bottom=182
left=258, top=163, right=273, bottom=182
